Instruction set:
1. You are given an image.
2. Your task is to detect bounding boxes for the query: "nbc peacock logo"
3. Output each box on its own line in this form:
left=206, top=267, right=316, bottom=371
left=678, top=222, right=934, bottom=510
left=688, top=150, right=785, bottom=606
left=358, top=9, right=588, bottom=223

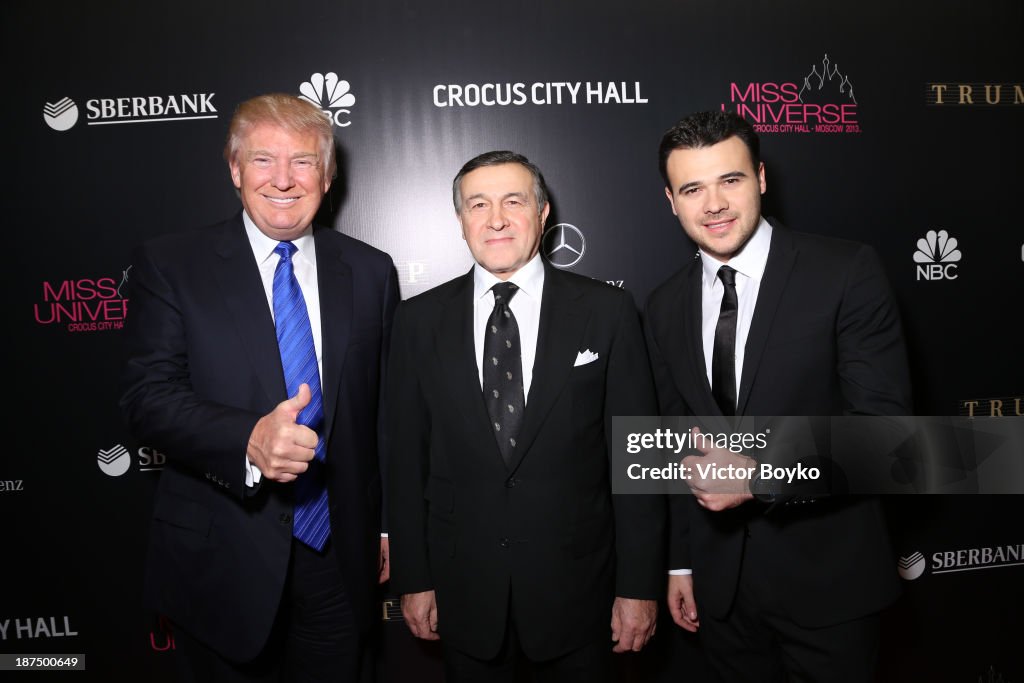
left=298, top=72, right=355, bottom=127
left=43, top=97, right=79, bottom=131
left=914, top=229, right=962, bottom=281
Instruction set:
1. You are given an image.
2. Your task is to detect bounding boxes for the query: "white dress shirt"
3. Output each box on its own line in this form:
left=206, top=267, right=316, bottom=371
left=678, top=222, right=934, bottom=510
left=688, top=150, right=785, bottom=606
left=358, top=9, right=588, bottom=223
left=699, top=217, right=772, bottom=396
left=241, top=211, right=322, bottom=486
left=472, top=253, right=545, bottom=403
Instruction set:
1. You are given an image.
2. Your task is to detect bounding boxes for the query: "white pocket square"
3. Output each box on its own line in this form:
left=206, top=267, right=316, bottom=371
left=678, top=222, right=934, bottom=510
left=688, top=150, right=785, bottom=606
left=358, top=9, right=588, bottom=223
left=574, top=349, right=599, bottom=367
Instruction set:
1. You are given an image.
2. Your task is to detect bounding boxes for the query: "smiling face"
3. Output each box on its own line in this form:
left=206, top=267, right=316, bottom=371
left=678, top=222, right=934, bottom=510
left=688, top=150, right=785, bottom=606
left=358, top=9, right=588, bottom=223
left=457, top=162, right=550, bottom=280
left=663, top=135, right=766, bottom=262
left=229, top=123, right=330, bottom=241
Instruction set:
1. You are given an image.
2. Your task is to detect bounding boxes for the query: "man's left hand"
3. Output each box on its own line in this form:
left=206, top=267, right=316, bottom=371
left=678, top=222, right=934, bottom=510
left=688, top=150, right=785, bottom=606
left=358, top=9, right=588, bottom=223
left=681, top=427, right=755, bottom=511
left=610, top=597, right=657, bottom=653
left=378, top=537, right=390, bottom=584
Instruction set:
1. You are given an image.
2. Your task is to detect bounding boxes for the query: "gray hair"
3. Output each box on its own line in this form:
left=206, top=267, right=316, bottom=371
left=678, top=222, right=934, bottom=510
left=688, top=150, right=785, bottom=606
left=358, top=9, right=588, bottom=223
left=452, top=151, right=548, bottom=213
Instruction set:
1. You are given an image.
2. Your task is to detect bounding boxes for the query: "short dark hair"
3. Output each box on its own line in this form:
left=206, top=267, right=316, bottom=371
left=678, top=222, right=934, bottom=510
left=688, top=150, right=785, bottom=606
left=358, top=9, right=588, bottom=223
left=452, top=151, right=549, bottom=213
left=658, top=111, right=761, bottom=189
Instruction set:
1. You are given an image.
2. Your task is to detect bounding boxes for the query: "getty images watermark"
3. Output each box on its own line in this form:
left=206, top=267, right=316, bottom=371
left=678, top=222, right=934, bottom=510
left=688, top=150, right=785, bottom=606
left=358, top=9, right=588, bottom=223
left=612, top=416, right=1024, bottom=495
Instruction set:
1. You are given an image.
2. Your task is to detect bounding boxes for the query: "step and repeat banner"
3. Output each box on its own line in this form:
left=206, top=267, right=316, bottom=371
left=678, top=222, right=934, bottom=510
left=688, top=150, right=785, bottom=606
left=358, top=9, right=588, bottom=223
left=5, top=0, right=1022, bottom=680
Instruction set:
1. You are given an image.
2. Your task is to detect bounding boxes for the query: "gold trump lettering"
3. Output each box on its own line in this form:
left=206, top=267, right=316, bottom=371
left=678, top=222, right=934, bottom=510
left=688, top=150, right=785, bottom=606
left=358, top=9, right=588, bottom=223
left=927, top=83, right=1023, bottom=106
left=959, top=397, right=1023, bottom=417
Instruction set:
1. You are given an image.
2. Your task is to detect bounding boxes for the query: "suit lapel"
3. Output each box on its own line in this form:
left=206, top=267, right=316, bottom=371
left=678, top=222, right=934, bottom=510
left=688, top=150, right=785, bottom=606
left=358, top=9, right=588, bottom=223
left=685, top=256, right=719, bottom=415
left=737, top=222, right=797, bottom=415
left=212, top=215, right=284, bottom=407
left=508, top=265, right=588, bottom=471
left=314, top=229, right=353, bottom=441
left=437, top=271, right=499, bottom=456
left=668, top=256, right=720, bottom=417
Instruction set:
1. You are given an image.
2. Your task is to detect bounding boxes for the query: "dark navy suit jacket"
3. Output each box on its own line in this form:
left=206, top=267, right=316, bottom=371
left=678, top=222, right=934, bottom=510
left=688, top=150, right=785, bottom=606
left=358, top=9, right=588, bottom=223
left=121, top=213, right=398, bottom=661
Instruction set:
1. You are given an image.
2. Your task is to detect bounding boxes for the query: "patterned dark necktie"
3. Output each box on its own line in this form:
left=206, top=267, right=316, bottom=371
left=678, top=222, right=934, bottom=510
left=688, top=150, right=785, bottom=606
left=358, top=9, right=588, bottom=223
left=273, top=241, right=330, bottom=551
left=712, top=265, right=738, bottom=416
left=483, top=282, right=525, bottom=468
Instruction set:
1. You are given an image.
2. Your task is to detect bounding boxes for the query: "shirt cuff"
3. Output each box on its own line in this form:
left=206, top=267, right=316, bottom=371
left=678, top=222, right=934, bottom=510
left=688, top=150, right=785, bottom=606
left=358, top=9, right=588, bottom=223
left=668, top=569, right=693, bottom=575
left=244, top=457, right=262, bottom=487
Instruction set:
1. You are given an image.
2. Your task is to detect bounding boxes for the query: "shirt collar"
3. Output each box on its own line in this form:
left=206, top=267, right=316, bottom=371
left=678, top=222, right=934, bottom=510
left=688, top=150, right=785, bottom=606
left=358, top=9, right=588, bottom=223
left=242, top=210, right=315, bottom=265
left=700, top=217, right=772, bottom=287
left=473, top=252, right=545, bottom=302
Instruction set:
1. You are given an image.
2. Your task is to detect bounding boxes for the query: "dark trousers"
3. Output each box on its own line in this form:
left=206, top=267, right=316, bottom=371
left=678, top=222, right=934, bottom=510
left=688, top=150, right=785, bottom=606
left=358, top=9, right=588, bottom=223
left=442, top=597, right=612, bottom=683
left=700, top=538, right=881, bottom=683
left=173, top=538, right=362, bottom=683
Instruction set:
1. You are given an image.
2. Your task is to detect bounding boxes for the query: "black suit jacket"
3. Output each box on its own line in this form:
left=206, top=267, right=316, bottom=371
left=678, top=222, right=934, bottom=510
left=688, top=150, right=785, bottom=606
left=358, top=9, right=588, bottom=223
left=120, top=214, right=398, bottom=662
left=386, top=262, right=664, bottom=660
left=644, top=222, right=910, bottom=628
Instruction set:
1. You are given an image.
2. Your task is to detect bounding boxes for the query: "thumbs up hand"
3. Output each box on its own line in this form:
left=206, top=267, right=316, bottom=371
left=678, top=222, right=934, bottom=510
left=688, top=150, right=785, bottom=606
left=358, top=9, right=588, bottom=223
left=247, top=384, right=320, bottom=482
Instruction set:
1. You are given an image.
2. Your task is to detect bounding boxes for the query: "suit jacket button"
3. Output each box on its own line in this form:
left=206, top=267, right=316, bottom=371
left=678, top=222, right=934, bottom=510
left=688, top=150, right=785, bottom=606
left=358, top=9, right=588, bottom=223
left=505, top=478, right=518, bottom=488
left=499, top=538, right=510, bottom=548
left=280, top=513, right=292, bottom=524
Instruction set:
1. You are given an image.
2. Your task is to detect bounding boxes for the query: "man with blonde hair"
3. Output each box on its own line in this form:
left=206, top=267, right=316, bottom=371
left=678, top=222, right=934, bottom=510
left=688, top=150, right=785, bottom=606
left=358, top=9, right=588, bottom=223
left=122, top=93, right=398, bottom=681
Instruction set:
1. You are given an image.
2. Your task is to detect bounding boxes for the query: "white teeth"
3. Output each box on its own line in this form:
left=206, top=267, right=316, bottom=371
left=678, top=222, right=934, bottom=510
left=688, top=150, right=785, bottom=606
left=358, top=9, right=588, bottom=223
left=266, top=196, right=298, bottom=205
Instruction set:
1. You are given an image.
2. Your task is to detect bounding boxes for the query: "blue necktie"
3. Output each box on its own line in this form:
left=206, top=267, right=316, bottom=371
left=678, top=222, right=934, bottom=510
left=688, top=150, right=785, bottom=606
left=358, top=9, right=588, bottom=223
left=273, top=241, right=330, bottom=551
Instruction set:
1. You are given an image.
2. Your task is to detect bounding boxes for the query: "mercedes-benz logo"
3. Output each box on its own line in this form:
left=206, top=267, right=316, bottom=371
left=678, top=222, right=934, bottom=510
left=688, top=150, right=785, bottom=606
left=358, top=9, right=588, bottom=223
left=542, top=223, right=585, bottom=269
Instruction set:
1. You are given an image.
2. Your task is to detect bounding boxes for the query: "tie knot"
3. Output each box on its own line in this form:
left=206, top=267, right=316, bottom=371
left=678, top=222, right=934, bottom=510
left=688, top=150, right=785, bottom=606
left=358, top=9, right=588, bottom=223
left=491, top=282, right=519, bottom=306
left=275, top=241, right=298, bottom=260
left=717, top=265, right=737, bottom=287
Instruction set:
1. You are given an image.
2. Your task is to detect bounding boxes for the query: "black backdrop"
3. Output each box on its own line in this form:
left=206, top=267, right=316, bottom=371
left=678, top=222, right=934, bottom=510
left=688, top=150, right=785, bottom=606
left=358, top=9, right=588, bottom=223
left=4, top=0, right=1022, bottom=680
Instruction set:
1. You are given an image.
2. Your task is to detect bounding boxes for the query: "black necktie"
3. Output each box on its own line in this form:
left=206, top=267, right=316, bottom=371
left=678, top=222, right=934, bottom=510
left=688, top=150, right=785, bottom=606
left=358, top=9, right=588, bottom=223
left=712, top=266, right=738, bottom=416
left=483, top=282, right=525, bottom=467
